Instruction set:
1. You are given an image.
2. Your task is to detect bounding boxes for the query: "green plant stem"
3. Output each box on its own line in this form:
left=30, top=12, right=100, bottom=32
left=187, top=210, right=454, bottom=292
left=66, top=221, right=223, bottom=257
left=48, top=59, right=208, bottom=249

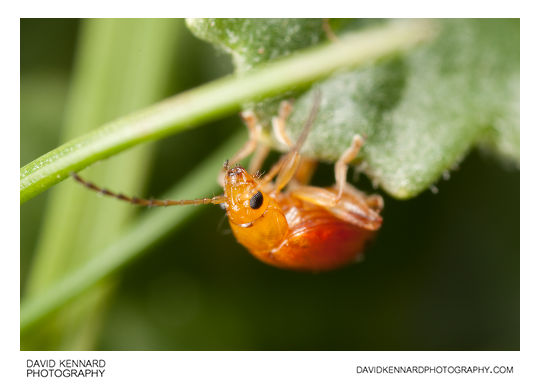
left=20, top=20, right=435, bottom=204
left=20, top=131, right=247, bottom=332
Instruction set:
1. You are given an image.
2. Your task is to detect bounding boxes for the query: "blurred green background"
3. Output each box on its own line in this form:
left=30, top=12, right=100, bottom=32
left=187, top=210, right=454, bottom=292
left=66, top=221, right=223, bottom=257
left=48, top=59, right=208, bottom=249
left=21, top=19, right=519, bottom=350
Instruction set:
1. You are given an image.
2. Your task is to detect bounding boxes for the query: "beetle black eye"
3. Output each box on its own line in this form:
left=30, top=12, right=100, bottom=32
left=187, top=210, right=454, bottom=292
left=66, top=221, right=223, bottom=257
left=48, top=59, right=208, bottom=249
left=249, top=191, right=264, bottom=209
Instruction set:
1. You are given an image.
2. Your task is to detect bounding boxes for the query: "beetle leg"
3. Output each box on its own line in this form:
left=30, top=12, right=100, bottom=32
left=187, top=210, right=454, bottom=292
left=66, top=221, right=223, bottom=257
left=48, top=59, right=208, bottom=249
left=339, top=183, right=384, bottom=211
left=289, top=184, right=382, bottom=230
left=272, top=94, right=321, bottom=191
left=233, top=109, right=263, bottom=164
left=272, top=101, right=319, bottom=185
left=272, top=100, right=294, bottom=148
left=248, top=144, right=271, bottom=175
left=258, top=92, right=321, bottom=192
left=258, top=103, right=299, bottom=189
left=268, top=100, right=315, bottom=185
left=335, top=134, right=364, bottom=201
left=288, top=133, right=381, bottom=229
left=218, top=110, right=263, bottom=186
left=293, top=158, right=318, bottom=185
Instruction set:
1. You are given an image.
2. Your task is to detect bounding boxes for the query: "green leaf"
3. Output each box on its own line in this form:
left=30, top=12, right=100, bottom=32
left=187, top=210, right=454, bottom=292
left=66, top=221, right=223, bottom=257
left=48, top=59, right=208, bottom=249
left=186, top=19, right=328, bottom=72
left=187, top=19, right=519, bottom=198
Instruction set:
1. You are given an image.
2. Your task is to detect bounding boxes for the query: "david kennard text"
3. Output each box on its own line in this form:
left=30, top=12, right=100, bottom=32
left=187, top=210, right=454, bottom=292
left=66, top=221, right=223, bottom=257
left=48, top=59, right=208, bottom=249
left=27, top=359, right=106, bottom=378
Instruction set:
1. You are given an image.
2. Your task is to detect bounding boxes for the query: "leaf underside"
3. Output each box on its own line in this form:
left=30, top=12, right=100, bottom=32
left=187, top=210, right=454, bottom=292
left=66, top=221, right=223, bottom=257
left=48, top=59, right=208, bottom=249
left=187, top=18, right=519, bottom=199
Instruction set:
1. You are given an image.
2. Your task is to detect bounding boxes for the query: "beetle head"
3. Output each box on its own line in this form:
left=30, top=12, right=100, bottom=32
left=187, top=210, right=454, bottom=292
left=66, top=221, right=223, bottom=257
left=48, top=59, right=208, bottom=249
left=224, top=166, right=270, bottom=225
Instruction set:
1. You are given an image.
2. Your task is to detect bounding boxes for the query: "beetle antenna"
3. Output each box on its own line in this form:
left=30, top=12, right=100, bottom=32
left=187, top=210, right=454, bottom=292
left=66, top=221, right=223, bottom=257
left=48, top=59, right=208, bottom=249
left=71, top=172, right=226, bottom=207
left=293, top=89, right=322, bottom=153
left=262, top=90, right=322, bottom=190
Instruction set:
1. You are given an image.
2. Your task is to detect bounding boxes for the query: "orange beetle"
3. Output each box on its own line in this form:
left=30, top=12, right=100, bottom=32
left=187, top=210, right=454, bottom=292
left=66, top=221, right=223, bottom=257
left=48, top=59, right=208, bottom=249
left=73, top=94, right=383, bottom=271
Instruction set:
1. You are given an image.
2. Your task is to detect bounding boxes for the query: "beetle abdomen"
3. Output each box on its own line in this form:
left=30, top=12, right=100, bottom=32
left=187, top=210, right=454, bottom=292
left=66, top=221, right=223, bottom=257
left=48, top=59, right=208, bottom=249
left=252, top=204, right=377, bottom=271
